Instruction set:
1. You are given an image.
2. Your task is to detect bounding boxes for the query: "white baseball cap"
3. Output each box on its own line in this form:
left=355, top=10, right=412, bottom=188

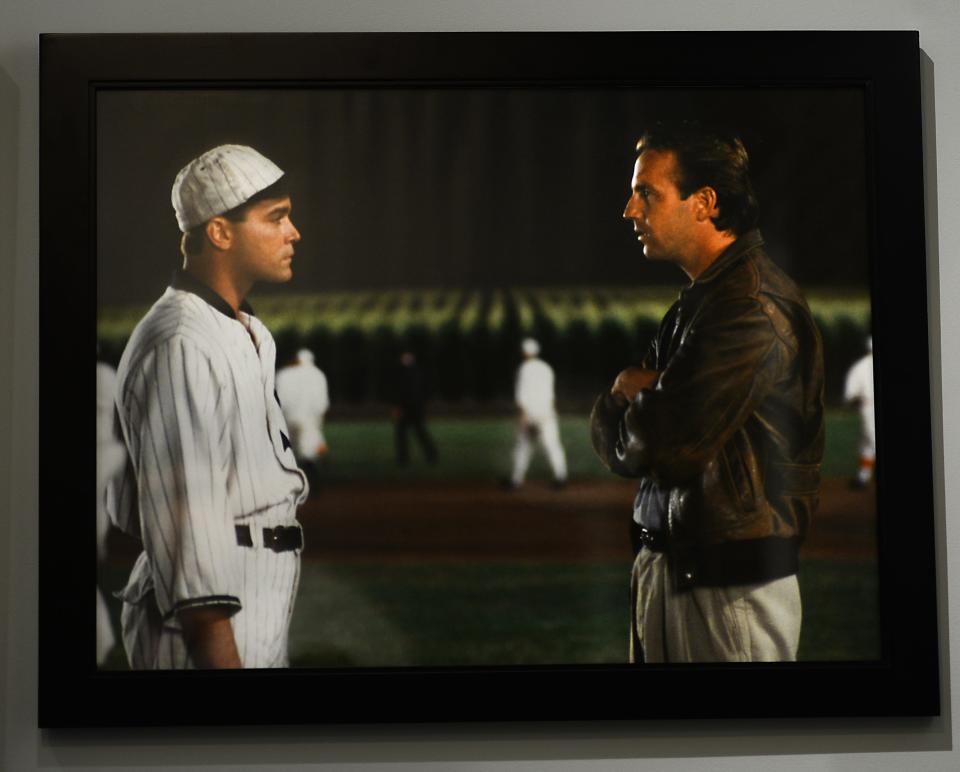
left=297, top=348, right=315, bottom=364
left=171, top=144, right=285, bottom=232
left=522, top=338, right=540, bottom=356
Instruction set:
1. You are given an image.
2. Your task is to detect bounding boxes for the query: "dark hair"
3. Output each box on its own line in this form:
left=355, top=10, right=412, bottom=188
left=180, top=177, right=290, bottom=258
left=635, top=121, right=759, bottom=236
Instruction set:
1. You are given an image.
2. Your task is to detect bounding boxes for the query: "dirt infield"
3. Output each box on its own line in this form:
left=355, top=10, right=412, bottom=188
left=299, top=478, right=877, bottom=562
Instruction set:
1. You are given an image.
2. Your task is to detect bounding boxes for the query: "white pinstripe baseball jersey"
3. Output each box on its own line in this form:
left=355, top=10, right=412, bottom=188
left=108, top=271, right=307, bottom=669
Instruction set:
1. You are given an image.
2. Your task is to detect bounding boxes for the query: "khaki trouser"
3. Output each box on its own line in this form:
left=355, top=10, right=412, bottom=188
left=630, top=548, right=802, bottom=663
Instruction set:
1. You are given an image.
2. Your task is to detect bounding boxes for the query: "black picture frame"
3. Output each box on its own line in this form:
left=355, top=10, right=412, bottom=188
left=40, top=31, right=938, bottom=727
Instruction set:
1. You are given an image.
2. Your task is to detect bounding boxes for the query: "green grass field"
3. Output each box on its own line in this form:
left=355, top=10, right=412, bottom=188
left=100, top=556, right=878, bottom=668
left=98, top=410, right=876, bottom=668
left=283, top=558, right=877, bottom=667
left=287, top=560, right=631, bottom=667
left=317, top=409, right=864, bottom=482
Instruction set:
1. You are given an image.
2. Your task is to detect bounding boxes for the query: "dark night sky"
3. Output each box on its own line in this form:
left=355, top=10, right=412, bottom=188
left=97, top=87, right=869, bottom=307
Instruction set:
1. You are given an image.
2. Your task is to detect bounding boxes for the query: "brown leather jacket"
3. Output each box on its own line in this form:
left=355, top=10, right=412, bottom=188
left=590, top=230, right=825, bottom=588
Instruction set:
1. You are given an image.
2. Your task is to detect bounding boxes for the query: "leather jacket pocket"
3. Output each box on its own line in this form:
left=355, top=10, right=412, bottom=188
left=691, top=455, right=762, bottom=538
left=720, top=433, right=757, bottom=512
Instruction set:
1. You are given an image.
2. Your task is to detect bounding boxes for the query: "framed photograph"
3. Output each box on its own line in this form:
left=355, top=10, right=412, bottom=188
left=40, top=31, right=938, bottom=726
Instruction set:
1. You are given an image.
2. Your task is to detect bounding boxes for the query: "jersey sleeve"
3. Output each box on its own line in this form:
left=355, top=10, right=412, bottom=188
left=316, top=370, right=329, bottom=415
left=513, top=364, right=524, bottom=407
left=121, top=335, right=242, bottom=627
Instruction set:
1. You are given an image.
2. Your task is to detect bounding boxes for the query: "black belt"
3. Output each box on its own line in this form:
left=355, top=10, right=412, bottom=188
left=235, top=524, right=303, bottom=552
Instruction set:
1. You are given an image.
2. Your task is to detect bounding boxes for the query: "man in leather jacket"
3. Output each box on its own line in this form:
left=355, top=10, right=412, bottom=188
left=590, top=123, right=825, bottom=662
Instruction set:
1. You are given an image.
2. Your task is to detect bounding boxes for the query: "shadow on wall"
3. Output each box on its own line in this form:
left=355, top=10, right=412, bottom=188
left=920, top=48, right=952, bottom=744
left=0, top=60, right=20, bottom=745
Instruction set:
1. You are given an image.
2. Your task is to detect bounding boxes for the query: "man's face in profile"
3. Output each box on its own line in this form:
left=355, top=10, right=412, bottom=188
left=623, top=149, right=700, bottom=264
left=229, top=196, right=302, bottom=286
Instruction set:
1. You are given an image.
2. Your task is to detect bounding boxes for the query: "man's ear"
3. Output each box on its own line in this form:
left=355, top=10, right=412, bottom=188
left=693, top=187, right=720, bottom=222
left=205, top=216, right=233, bottom=250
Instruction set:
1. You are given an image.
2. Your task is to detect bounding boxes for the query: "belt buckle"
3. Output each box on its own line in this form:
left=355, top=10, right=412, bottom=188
left=640, top=527, right=663, bottom=552
left=263, top=527, right=283, bottom=552
left=262, top=527, right=274, bottom=551
left=262, top=525, right=302, bottom=552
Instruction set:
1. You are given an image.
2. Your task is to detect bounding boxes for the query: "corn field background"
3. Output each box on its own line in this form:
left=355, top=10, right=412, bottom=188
left=98, top=286, right=871, bottom=409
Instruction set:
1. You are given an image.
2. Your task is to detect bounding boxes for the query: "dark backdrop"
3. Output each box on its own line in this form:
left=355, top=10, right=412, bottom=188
left=97, top=87, right=868, bottom=306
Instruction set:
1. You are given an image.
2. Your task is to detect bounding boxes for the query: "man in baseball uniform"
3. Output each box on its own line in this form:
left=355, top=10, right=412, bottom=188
left=590, top=122, right=824, bottom=662
left=506, top=338, right=568, bottom=490
left=107, top=144, right=307, bottom=669
left=844, top=335, right=875, bottom=488
left=276, top=348, right=330, bottom=490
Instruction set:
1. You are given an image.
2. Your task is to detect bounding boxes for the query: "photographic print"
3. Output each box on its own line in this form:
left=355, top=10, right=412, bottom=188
left=42, top=32, right=937, bottom=725
left=94, top=85, right=877, bottom=670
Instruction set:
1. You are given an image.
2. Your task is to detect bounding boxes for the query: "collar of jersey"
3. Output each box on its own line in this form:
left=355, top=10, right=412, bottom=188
left=170, top=269, right=255, bottom=319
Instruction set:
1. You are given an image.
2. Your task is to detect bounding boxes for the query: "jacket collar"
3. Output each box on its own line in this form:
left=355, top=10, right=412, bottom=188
left=170, top=269, right=255, bottom=319
left=682, top=229, right=765, bottom=296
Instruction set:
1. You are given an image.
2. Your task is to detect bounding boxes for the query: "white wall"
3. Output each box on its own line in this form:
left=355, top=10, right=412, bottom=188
left=2, top=1, right=957, bottom=770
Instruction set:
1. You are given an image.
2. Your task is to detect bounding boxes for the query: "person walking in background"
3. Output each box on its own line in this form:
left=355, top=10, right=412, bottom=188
left=276, top=347, right=330, bottom=491
left=505, top=337, right=568, bottom=490
left=844, top=335, right=876, bottom=489
left=391, top=350, right=438, bottom=467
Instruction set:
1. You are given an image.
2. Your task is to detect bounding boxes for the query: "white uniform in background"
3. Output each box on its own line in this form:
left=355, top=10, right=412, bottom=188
left=96, top=360, right=125, bottom=666
left=275, top=349, right=330, bottom=461
left=108, top=280, right=308, bottom=669
left=510, top=338, right=568, bottom=487
left=844, top=338, right=876, bottom=485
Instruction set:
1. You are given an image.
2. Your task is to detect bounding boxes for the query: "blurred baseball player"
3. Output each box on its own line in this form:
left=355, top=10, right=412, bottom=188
left=844, top=335, right=875, bottom=488
left=506, top=338, right=568, bottom=489
left=107, top=144, right=308, bottom=669
left=96, top=353, right=125, bottom=665
left=391, top=350, right=439, bottom=466
left=276, top=348, right=330, bottom=489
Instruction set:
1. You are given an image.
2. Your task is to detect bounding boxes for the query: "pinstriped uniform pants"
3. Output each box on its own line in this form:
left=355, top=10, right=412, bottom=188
left=121, top=540, right=301, bottom=669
